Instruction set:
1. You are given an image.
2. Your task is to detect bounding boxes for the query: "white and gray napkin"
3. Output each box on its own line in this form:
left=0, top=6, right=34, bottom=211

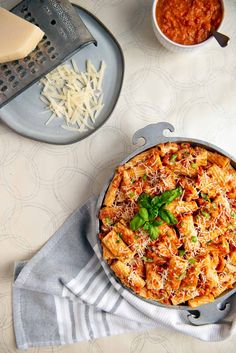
left=13, top=197, right=236, bottom=350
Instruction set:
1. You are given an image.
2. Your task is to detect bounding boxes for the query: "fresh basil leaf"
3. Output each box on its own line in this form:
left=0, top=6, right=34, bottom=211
left=165, top=209, right=178, bottom=225
left=151, top=195, right=162, bottom=207
left=159, top=207, right=171, bottom=224
left=137, top=193, right=152, bottom=208
left=143, top=222, right=150, bottom=231
left=148, top=226, right=159, bottom=240
left=152, top=220, right=163, bottom=227
left=139, top=208, right=149, bottom=221
left=148, top=207, right=159, bottom=221
left=151, top=187, right=182, bottom=207
left=130, top=214, right=145, bottom=231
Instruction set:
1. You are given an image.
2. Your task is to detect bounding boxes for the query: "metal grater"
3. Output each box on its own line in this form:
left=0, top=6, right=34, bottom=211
left=0, top=0, right=96, bottom=109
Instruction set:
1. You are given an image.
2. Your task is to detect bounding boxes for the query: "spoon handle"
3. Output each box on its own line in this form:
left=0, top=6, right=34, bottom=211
left=212, top=30, right=230, bottom=48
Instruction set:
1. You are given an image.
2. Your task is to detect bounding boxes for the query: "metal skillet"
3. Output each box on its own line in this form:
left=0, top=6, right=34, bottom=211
left=95, top=122, right=236, bottom=325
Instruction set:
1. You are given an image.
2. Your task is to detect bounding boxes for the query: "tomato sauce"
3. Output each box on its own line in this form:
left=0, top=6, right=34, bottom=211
left=156, top=0, right=223, bottom=45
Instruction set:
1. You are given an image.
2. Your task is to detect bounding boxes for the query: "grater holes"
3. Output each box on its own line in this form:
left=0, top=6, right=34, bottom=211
left=0, top=80, right=3, bottom=86
left=12, top=60, right=19, bottom=66
left=43, top=40, right=51, bottom=48
left=39, top=57, right=47, bottom=64
left=51, top=19, right=56, bottom=25
left=43, top=35, right=47, bottom=40
left=36, top=51, right=43, bottom=58
left=24, top=12, right=32, bottom=20
left=16, top=65, right=24, bottom=73
left=12, top=81, right=19, bottom=89
left=8, top=75, right=15, bottom=82
left=19, top=71, right=26, bottom=78
left=47, top=47, right=55, bottom=54
left=4, top=70, right=11, bottom=76
left=1, top=64, right=8, bottom=70
left=50, top=53, right=58, bottom=60
left=36, top=53, right=47, bottom=64
left=1, top=86, right=8, bottom=92
left=24, top=56, right=31, bottom=63
left=16, top=65, right=27, bottom=77
left=21, top=5, right=28, bottom=13
left=28, top=62, right=34, bottom=68
left=31, top=67, right=39, bottom=74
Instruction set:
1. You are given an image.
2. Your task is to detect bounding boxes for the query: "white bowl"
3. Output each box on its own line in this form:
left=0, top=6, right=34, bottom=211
left=152, top=0, right=225, bottom=52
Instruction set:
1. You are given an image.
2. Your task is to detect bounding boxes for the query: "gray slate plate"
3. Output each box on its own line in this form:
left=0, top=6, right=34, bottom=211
left=0, top=5, right=124, bottom=144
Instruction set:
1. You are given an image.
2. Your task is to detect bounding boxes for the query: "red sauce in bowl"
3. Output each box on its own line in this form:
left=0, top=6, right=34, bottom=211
left=156, top=0, right=223, bottom=45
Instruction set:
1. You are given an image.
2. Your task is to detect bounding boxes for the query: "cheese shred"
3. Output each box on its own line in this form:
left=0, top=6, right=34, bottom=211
left=39, top=60, right=106, bottom=132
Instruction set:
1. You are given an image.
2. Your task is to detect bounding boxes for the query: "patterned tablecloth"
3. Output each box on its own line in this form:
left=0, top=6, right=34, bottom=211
left=1, top=0, right=236, bottom=352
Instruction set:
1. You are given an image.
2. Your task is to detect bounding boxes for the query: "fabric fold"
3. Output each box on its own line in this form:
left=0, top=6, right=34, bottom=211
left=13, top=197, right=236, bottom=350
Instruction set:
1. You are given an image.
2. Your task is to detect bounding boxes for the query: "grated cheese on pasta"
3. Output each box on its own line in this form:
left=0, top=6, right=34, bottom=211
left=99, top=142, right=236, bottom=308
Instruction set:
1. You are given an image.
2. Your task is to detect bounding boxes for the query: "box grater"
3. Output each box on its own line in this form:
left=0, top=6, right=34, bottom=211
left=0, top=0, right=96, bottom=109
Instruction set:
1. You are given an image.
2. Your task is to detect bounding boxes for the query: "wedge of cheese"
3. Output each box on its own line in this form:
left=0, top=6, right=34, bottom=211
left=0, top=8, right=44, bottom=63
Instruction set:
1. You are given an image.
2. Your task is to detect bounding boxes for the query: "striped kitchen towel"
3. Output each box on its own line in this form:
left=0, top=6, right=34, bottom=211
left=13, top=197, right=236, bottom=350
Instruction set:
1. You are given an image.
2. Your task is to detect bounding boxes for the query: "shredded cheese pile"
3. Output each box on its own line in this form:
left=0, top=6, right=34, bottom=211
left=39, top=59, right=106, bottom=132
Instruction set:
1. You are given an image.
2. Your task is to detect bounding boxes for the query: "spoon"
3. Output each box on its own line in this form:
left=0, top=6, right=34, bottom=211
left=212, top=29, right=230, bottom=48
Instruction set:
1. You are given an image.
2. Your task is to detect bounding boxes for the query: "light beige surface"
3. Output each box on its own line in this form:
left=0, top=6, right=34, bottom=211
left=1, top=0, right=236, bottom=352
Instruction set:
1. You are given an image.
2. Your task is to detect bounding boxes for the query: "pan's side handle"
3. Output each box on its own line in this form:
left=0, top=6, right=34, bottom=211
left=132, top=122, right=175, bottom=147
left=183, top=300, right=231, bottom=325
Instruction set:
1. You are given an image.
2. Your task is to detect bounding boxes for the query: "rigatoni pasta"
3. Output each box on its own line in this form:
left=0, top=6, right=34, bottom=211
left=98, top=142, right=236, bottom=308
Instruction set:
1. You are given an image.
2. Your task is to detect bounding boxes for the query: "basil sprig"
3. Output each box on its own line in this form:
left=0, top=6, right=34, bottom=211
left=129, top=208, right=162, bottom=240
left=159, top=207, right=178, bottom=225
left=151, top=187, right=182, bottom=208
left=129, top=187, right=182, bottom=240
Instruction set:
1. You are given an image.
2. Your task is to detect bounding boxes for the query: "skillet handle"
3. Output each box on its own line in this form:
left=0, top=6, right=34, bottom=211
left=132, top=122, right=175, bottom=147
left=183, top=300, right=231, bottom=325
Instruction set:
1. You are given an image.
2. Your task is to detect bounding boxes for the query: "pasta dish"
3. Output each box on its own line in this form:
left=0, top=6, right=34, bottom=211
left=98, top=142, right=236, bottom=307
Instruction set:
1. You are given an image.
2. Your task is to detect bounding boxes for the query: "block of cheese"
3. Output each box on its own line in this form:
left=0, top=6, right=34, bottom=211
left=0, top=8, right=44, bottom=64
